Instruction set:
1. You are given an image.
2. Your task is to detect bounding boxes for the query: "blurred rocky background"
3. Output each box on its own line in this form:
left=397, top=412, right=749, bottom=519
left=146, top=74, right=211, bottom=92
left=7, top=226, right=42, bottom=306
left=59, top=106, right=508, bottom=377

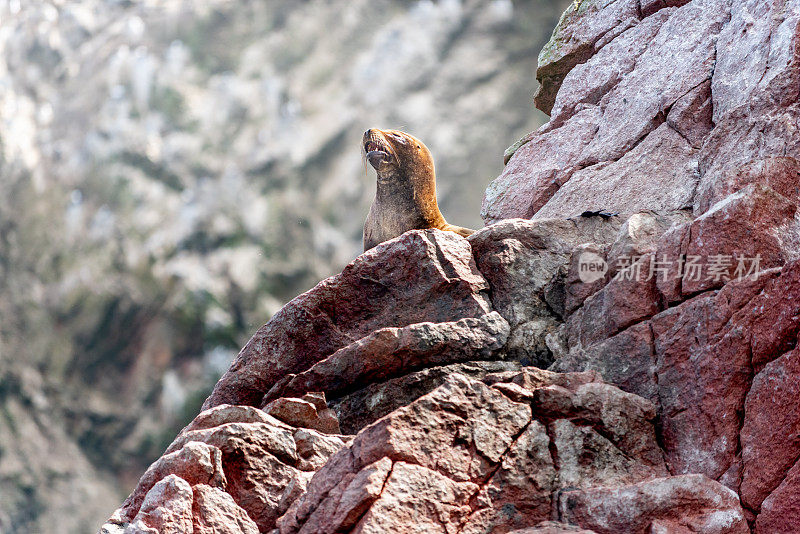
left=0, top=0, right=568, bottom=531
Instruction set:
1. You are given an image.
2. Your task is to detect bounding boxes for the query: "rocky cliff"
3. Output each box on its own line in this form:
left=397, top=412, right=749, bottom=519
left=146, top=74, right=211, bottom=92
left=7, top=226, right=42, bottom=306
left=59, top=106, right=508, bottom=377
left=0, top=1, right=568, bottom=532
left=101, top=0, right=800, bottom=532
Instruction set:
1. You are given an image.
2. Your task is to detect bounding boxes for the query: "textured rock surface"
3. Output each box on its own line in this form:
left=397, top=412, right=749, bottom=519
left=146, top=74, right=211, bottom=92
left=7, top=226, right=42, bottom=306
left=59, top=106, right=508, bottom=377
left=204, top=229, right=493, bottom=408
left=484, top=0, right=799, bottom=226
left=0, top=2, right=569, bottom=531
left=101, top=0, right=800, bottom=531
left=101, top=404, right=348, bottom=532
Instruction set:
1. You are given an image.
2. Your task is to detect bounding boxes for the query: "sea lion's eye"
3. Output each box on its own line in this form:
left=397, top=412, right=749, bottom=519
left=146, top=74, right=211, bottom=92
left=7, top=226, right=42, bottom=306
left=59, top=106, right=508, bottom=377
left=390, top=133, right=406, bottom=144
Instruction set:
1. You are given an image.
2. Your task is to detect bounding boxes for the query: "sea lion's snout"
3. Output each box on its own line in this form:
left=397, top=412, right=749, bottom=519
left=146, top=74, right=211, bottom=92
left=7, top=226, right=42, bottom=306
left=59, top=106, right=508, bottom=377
left=363, top=132, right=391, bottom=170
left=367, top=149, right=389, bottom=168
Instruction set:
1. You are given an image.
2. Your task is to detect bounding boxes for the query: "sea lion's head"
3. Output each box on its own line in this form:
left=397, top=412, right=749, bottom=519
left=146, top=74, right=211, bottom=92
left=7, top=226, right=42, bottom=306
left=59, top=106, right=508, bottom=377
left=362, top=129, right=434, bottom=185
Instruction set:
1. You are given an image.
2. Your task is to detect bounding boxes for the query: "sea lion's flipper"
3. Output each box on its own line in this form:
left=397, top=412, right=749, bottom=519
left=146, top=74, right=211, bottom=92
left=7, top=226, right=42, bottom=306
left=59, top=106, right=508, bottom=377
left=441, top=223, right=475, bottom=238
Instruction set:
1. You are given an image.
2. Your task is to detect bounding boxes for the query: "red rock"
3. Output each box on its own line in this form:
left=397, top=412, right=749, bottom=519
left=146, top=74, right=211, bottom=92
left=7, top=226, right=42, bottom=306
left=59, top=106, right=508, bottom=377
left=666, top=79, right=713, bottom=149
left=118, top=441, right=226, bottom=523
left=263, top=312, right=509, bottom=404
left=203, top=229, right=491, bottom=409
left=755, top=459, right=800, bottom=534
left=470, top=218, right=621, bottom=324
left=651, top=272, right=774, bottom=479
left=485, top=0, right=729, bottom=224
left=654, top=222, right=690, bottom=305
left=548, top=10, right=670, bottom=128
left=107, top=403, right=347, bottom=532
left=192, top=484, right=259, bottom=534
left=507, top=522, right=598, bottom=534
left=263, top=396, right=341, bottom=434
left=535, top=381, right=664, bottom=470
left=696, top=106, right=800, bottom=219
left=746, top=261, right=800, bottom=371
left=349, top=461, right=477, bottom=534
left=127, top=475, right=194, bottom=534
left=695, top=156, right=800, bottom=215
left=180, top=404, right=287, bottom=432
left=565, top=254, right=661, bottom=348
left=639, top=0, right=691, bottom=17
left=606, top=211, right=693, bottom=281
left=281, top=369, right=669, bottom=534
left=460, top=419, right=556, bottom=532
left=576, top=0, right=727, bottom=165
left=740, top=346, right=800, bottom=511
left=558, top=243, right=610, bottom=317
left=482, top=108, right=602, bottom=222
left=557, top=474, right=749, bottom=534
left=711, top=0, right=800, bottom=123
left=680, top=183, right=796, bottom=296
left=534, top=0, right=640, bottom=115
left=330, top=360, right=524, bottom=435
left=533, top=124, right=698, bottom=220
left=551, top=322, right=658, bottom=403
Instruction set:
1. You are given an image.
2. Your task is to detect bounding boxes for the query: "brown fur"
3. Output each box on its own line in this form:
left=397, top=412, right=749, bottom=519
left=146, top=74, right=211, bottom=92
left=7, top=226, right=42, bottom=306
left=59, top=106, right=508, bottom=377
left=362, top=128, right=474, bottom=251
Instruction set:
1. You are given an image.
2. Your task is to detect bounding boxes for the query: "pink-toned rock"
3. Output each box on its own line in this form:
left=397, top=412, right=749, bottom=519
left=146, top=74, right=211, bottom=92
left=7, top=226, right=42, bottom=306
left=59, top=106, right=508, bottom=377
left=263, top=312, right=509, bottom=404
left=330, top=360, right=523, bottom=435
left=508, top=522, right=598, bottom=534
left=459, top=419, right=556, bottom=532
left=533, top=124, right=698, bottom=220
left=557, top=474, right=749, bottom=534
left=695, top=106, right=800, bottom=219
left=740, top=346, right=800, bottom=511
left=204, top=229, right=491, bottom=408
left=470, top=218, right=621, bottom=325
left=263, top=395, right=341, bottom=435
left=654, top=222, right=690, bottom=305
left=565, top=254, right=661, bottom=348
left=605, top=211, right=693, bottom=280
left=485, top=0, right=729, bottom=224
left=181, top=404, right=285, bottom=433
left=666, top=79, right=713, bottom=149
left=171, top=422, right=340, bottom=530
left=551, top=322, right=658, bottom=403
left=746, top=261, right=800, bottom=370
left=278, top=374, right=531, bottom=533
left=279, top=457, right=393, bottom=534
left=639, top=0, right=691, bottom=17
left=575, top=0, right=727, bottom=165
left=711, top=0, right=800, bottom=124
left=534, top=0, right=640, bottom=114
left=118, top=441, right=226, bottom=523
left=350, top=462, right=477, bottom=534
left=351, top=374, right=531, bottom=483
left=192, top=484, right=259, bottom=534
left=483, top=108, right=602, bottom=222
left=695, top=156, right=800, bottom=215
left=555, top=243, right=610, bottom=317
left=281, top=370, right=670, bottom=534
left=679, top=183, right=797, bottom=295
left=755, top=459, right=800, bottom=534
left=128, top=475, right=195, bottom=534
left=106, top=403, right=348, bottom=533
left=328, top=457, right=393, bottom=532
left=651, top=272, right=775, bottom=479
left=547, top=10, right=671, bottom=128
left=536, top=380, right=664, bottom=469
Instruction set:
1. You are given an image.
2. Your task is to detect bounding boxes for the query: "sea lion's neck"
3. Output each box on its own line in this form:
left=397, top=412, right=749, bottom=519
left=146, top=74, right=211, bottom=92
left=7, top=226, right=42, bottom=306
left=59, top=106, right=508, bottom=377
left=375, top=170, right=444, bottom=224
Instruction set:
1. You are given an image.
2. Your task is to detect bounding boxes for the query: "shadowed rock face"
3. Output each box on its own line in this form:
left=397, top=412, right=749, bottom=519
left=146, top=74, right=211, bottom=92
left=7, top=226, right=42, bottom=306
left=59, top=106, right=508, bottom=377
left=101, top=0, right=800, bottom=532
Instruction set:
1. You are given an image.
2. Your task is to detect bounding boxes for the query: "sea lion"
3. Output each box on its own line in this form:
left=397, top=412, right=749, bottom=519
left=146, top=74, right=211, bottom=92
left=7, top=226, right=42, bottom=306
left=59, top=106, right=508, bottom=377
left=362, top=128, right=474, bottom=251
